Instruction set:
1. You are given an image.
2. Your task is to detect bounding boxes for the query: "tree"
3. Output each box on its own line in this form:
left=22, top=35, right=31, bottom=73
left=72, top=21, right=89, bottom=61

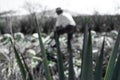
left=21, top=1, right=48, bottom=34
left=0, top=10, right=16, bottom=34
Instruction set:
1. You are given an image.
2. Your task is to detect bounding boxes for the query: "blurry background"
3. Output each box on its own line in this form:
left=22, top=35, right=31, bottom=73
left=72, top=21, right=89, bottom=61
left=0, top=1, right=120, bottom=80
left=0, top=0, right=120, bottom=34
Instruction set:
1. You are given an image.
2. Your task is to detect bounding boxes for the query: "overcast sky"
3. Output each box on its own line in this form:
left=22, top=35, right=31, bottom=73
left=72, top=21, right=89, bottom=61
left=0, top=0, right=120, bottom=15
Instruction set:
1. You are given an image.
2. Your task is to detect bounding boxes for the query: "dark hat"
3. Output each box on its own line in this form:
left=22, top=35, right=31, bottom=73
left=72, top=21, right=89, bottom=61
left=56, top=7, right=63, bottom=12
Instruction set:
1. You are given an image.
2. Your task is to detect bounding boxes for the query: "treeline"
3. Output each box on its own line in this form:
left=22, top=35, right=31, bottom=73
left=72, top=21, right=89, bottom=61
left=0, top=14, right=120, bottom=34
left=74, top=15, right=120, bottom=32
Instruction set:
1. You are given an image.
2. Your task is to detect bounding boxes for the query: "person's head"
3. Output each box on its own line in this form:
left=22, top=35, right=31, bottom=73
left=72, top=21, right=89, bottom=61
left=56, top=7, right=63, bottom=15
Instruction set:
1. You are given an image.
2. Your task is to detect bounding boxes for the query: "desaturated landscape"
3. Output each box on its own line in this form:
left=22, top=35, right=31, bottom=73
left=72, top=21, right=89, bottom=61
left=0, top=30, right=119, bottom=80
left=0, top=4, right=120, bottom=79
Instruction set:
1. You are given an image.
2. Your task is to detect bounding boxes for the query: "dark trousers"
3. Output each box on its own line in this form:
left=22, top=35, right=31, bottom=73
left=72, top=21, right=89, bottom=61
left=54, top=25, right=76, bottom=40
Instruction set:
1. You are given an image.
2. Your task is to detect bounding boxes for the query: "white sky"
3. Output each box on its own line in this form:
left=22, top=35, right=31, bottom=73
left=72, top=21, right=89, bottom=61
left=0, top=0, right=120, bottom=15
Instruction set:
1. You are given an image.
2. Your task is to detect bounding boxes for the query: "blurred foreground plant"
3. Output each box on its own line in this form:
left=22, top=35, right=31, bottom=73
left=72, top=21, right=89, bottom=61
left=80, top=25, right=120, bottom=80
left=9, top=16, right=120, bottom=80
left=10, top=38, right=34, bottom=80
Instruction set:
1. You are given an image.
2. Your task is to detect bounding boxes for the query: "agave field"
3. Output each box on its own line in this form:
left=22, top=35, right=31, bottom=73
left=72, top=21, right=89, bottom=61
left=0, top=29, right=119, bottom=80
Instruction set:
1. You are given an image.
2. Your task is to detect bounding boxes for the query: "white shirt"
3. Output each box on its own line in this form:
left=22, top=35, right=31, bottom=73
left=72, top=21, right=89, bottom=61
left=55, top=12, right=76, bottom=28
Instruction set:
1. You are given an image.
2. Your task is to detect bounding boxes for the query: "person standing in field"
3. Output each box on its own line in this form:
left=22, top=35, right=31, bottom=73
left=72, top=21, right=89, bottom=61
left=53, top=7, right=76, bottom=77
left=54, top=7, right=76, bottom=45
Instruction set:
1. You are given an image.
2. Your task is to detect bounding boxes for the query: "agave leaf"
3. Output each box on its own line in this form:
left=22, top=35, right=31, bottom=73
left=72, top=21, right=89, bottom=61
left=68, top=36, right=75, bottom=80
left=10, top=39, right=26, bottom=80
left=21, top=54, right=33, bottom=80
left=111, top=54, right=120, bottom=80
left=43, top=32, right=54, bottom=44
left=34, top=14, right=52, bottom=80
left=94, top=37, right=105, bottom=80
left=80, top=25, right=93, bottom=80
left=104, top=30, right=120, bottom=80
left=80, top=17, right=88, bottom=66
left=54, top=33, right=65, bottom=80
left=80, top=22, right=88, bottom=80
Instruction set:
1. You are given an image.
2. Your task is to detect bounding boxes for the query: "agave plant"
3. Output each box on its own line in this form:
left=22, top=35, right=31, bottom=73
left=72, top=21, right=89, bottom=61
left=9, top=15, right=120, bottom=80
left=0, top=33, right=14, bottom=45
left=80, top=24, right=120, bottom=80
left=14, top=32, right=24, bottom=41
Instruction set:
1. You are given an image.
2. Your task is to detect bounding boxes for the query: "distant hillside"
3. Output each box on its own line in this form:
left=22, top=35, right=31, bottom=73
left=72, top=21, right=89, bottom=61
left=36, top=9, right=80, bottom=18
left=2, top=9, right=120, bottom=34
left=0, top=9, right=80, bottom=20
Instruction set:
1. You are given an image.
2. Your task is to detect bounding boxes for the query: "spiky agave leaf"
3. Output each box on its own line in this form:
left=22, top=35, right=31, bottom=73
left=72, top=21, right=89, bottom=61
left=94, top=37, right=105, bottom=80
left=34, top=13, right=52, bottom=80
left=10, top=38, right=26, bottom=80
left=104, top=30, right=120, bottom=80
left=54, top=32, right=65, bottom=80
left=111, top=54, right=120, bottom=80
left=80, top=24, right=93, bottom=80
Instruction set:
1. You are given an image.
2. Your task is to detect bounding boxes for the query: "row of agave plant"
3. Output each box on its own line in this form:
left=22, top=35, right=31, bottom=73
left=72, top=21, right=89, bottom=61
left=8, top=15, right=120, bottom=80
